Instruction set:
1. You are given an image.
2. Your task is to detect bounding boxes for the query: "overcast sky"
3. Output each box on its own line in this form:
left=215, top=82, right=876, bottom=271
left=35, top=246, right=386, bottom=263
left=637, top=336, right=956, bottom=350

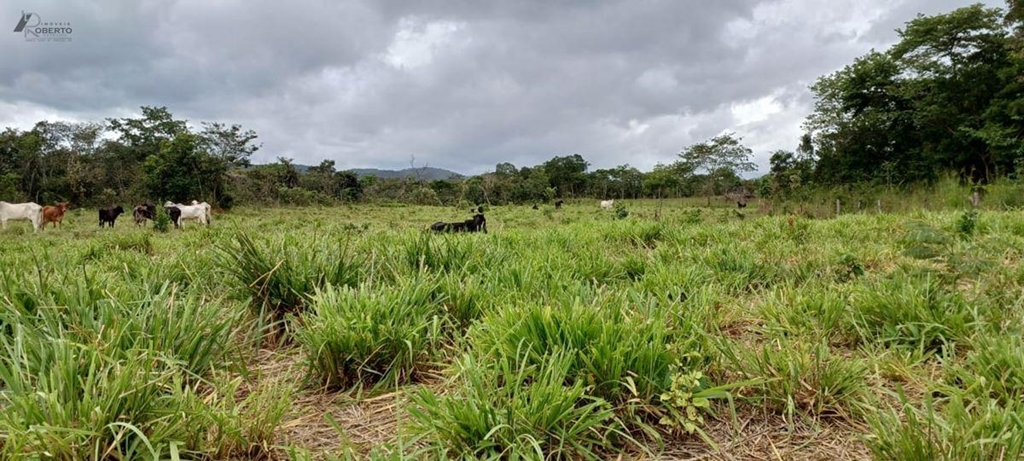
left=0, top=0, right=1004, bottom=176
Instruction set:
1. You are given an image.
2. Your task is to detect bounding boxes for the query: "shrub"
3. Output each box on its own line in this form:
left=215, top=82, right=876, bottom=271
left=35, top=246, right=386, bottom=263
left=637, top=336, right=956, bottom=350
left=153, top=207, right=172, bottom=232
left=956, top=209, right=979, bottom=237
left=614, top=202, right=629, bottom=220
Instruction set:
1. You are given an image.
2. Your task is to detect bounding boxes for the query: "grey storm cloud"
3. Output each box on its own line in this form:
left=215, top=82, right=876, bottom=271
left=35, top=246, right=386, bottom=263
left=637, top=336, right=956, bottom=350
left=0, top=0, right=1005, bottom=175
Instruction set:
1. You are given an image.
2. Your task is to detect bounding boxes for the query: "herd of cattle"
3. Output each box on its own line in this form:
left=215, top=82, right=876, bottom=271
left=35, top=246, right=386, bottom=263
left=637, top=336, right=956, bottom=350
left=0, top=200, right=213, bottom=232
left=2, top=198, right=644, bottom=235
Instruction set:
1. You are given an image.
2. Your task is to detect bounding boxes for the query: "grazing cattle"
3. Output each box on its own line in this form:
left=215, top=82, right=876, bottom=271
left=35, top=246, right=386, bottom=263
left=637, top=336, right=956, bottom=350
left=0, top=201, right=43, bottom=232
left=430, top=213, right=487, bottom=234
left=165, top=206, right=183, bottom=229
left=41, top=202, right=70, bottom=229
left=555, top=199, right=563, bottom=209
left=133, top=204, right=156, bottom=226
left=99, top=206, right=125, bottom=228
left=600, top=200, right=614, bottom=210
left=163, top=201, right=211, bottom=227
left=737, top=201, right=747, bottom=209
left=532, top=204, right=539, bottom=210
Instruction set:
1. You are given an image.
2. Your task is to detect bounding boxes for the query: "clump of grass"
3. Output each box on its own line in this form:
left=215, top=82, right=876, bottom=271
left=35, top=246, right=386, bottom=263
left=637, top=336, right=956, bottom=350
left=471, top=297, right=687, bottom=411
left=80, top=233, right=155, bottom=261
left=867, top=391, right=1024, bottom=460
left=849, top=272, right=978, bottom=352
left=724, top=339, right=870, bottom=420
left=216, top=231, right=362, bottom=326
left=698, top=245, right=778, bottom=293
left=409, top=348, right=623, bottom=460
left=295, top=281, right=443, bottom=390
left=0, top=336, right=193, bottom=458
left=606, top=221, right=667, bottom=249
left=680, top=208, right=703, bottom=225
left=951, top=334, right=1024, bottom=405
left=192, top=377, right=293, bottom=459
left=435, top=273, right=487, bottom=330
left=900, top=221, right=950, bottom=259
left=758, top=286, right=850, bottom=343
left=404, top=233, right=475, bottom=274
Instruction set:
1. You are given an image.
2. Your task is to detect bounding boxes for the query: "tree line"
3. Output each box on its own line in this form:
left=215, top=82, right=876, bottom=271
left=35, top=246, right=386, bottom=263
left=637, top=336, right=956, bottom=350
left=1, top=3, right=1020, bottom=209
left=0, top=107, right=758, bottom=208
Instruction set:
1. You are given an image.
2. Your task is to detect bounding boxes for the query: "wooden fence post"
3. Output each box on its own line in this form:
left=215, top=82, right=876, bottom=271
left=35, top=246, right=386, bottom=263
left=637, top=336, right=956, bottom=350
left=836, top=199, right=841, bottom=217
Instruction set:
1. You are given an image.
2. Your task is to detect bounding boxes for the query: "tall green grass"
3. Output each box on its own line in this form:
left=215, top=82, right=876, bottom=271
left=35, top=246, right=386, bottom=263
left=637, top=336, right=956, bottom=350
left=216, top=231, right=363, bottom=327
left=409, top=348, right=624, bottom=460
left=295, top=281, right=444, bottom=390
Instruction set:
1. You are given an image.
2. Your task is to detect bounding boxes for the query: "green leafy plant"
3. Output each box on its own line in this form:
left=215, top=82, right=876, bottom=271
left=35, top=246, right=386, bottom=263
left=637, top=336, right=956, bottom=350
left=614, top=201, right=629, bottom=220
left=955, top=209, right=979, bottom=237
left=153, top=207, right=172, bottom=232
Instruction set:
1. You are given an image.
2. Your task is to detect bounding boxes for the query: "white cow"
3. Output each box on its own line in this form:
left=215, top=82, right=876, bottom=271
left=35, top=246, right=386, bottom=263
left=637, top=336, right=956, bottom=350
left=600, top=200, right=615, bottom=210
left=163, top=201, right=212, bottom=227
left=0, top=201, right=44, bottom=232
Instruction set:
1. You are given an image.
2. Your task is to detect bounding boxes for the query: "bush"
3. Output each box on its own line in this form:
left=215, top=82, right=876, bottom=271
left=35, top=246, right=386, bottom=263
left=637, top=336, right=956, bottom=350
left=153, top=207, right=172, bottom=232
left=956, top=209, right=979, bottom=237
left=614, top=202, right=629, bottom=220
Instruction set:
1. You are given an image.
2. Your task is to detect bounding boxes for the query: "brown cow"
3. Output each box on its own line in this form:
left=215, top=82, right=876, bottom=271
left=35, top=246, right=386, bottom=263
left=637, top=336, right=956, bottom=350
left=41, top=202, right=70, bottom=229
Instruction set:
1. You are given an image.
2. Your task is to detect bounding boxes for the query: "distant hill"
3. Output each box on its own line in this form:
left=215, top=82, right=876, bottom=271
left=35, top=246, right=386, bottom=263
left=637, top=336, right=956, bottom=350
left=347, top=167, right=465, bottom=181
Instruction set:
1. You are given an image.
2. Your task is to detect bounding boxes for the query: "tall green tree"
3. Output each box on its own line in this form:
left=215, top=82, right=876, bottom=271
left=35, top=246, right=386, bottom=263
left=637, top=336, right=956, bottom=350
left=141, top=132, right=226, bottom=204
left=542, top=154, right=589, bottom=197
left=679, top=133, right=755, bottom=202
left=199, top=122, right=261, bottom=168
left=807, top=4, right=1022, bottom=184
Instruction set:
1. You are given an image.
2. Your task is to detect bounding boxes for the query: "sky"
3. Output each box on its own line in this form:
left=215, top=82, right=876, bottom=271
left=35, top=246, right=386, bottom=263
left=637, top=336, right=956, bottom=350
left=0, top=0, right=1006, bottom=176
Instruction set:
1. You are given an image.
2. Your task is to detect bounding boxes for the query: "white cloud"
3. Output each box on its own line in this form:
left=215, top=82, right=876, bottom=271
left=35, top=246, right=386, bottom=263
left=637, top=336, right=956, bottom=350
left=383, top=17, right=467, bottom=69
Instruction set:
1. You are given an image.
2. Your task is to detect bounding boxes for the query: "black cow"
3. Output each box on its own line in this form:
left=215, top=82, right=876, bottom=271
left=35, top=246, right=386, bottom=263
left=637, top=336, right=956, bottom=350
left=430, top=213, right=487, bottom=234
left=165, top=206, right=182, bottom=229
left=555, top=199, right=564, bottom=209
left=532, top=204, right=539, bottom=210
left=737, top=201, right=747, bottom=209
left=133, top=204, right=156, bottom=226
left=98, top=206, right=125, bottom=228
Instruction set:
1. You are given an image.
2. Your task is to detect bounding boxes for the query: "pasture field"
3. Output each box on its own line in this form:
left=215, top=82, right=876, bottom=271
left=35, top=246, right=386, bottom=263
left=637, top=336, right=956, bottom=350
left=1, top=200, right=1024, bottom=460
